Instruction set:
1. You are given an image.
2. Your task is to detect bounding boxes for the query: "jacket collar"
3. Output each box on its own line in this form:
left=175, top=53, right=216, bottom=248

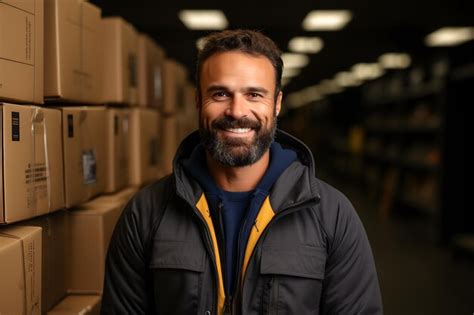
left=172, top=130, right=321, bottom=212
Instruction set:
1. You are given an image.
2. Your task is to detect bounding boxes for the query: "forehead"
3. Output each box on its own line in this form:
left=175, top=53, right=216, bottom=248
left=200, top=51, right=276, bottom=89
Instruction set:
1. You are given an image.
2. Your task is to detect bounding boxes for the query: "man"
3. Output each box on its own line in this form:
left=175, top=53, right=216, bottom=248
left=102, top=29, right=383, bottom=314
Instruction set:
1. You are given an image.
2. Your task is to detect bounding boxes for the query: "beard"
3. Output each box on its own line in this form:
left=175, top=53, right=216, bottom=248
left=199, top=114, right=277, bottom=167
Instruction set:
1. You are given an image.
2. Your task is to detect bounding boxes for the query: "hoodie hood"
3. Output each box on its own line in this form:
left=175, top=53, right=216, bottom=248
left=172, top=129, right=321, bottom=212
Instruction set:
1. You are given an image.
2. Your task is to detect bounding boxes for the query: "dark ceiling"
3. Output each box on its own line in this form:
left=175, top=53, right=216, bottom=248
left=90, top=0, right=474, bottom=94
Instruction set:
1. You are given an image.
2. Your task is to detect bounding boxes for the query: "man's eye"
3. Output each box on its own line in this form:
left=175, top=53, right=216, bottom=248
left=213, top=92, right=228, bottom=98
left=249, top=93, right=262, bottom=98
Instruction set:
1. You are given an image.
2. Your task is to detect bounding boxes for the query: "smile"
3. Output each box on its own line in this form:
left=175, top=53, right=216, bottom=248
left=224, top=128, right=252, bottom=133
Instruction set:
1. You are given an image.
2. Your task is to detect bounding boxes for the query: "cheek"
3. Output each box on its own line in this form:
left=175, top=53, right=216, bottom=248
left=199, top=107, right=219, bottom=129
left=252, top=104, right=275, bottom=126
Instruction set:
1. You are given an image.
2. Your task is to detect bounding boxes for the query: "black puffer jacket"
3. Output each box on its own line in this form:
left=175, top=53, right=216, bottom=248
left=101, top=130, right=383, bottom=315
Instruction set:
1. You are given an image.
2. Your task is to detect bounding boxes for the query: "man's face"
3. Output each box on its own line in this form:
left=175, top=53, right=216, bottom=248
left=198, top=51, right=282, bottom=167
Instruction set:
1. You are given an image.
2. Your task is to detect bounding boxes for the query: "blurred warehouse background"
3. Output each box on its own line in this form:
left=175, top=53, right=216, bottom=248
left=0, top=0, right=471, bottom=314
left=91, top=0, right=472, bottom=313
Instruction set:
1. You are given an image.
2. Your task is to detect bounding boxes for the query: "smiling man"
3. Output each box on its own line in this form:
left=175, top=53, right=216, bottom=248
left=102, top=30, right=383, bottom=315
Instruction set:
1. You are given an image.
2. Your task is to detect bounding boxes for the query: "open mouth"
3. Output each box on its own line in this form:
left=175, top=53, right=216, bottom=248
left=223, top=127, right=252, bottom=133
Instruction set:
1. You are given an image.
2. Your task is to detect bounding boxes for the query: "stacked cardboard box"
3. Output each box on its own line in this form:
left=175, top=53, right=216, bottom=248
left=138, top=34, right=166, bottom=108
left=0, top=103, right=65, bottom=224
left=129, top=108, right=160, bottom=186
left=20, top=210, right=69, bottom=313
left=61, top=107, right=106, bottom=208
left=0, top=0, right=44, bottom=104
left=67, top=193, right=127, bottom=294
left=48, top=295, right=101, bottom=315
left=44, top=0, right=103, bottom=103
left=0, top=226, right=42, bottom=314
left=101, top=17, right=139, bottom=105
left=0, top=1, right=192, bottom=312
left=105, top=108, right=130, bottom=192
left=177, top=83, right=198, bottom=141
left=160, top=59, right=194, bottom=175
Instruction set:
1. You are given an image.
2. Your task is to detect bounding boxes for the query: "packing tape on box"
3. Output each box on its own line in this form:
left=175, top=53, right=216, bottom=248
left=29, top=107, right=52, bottom=215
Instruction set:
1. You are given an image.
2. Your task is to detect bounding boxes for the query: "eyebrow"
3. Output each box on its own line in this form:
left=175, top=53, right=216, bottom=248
left=205, top=85, right=270, bottom=95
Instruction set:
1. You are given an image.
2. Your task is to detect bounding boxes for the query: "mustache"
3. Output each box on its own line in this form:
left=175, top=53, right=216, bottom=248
left=211, top=116, right=261, bottom=130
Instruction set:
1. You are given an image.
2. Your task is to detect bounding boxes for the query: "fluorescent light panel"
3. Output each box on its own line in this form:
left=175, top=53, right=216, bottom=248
left=425, top=27, right=474, bottom=47
left=179, top=10, right=228, bottom=30
left=282, top=68, right=301, bottom=78
left=378, top=53, right=411, bottom=69
left=351, top=63, right=385, bottom=80
left=319, top=79, right=343, bottom=94
left=334, top=71, right=362, bottom=87
left=282, top=53, right=309, bottom=68
left=288, top=37, right=324, bottom=53
left=302, top=10, right=352, bottom=31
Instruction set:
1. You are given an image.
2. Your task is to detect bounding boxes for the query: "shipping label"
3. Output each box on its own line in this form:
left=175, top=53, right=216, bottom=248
left=82, top=149, right=97, bottom=184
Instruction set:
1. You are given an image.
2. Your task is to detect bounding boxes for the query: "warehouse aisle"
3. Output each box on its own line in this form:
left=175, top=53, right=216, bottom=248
left=318, top=171, right=474, bottom=315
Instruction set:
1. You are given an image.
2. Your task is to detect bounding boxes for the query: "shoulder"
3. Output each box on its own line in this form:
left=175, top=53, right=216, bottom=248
left=130, top=174, right=175, bottom=211
left=312, top=178, right=364, bottom=250
left=120, top=175, right=175, bottom=238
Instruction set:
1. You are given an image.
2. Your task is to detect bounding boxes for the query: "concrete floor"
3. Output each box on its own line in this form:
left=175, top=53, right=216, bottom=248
left=320, top=174, right=474, bottom=315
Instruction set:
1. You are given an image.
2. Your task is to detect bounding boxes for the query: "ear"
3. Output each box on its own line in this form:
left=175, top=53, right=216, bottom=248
left=275, top=90, right=283, bottom=116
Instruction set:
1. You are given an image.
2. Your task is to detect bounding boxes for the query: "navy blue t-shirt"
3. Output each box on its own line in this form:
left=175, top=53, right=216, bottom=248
left=220, top=190, right=254, bottom=294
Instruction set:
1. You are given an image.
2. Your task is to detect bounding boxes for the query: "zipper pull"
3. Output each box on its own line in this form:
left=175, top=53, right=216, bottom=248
left=223, top=296, right=232, bottom=315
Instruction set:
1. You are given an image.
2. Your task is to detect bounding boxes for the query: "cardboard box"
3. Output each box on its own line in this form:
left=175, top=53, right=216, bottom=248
left=83, top=186, right=137, bottom=208
left=61, top=107, right=106, bottom=208
left=67, top=200, right=125, bottom=294
left=129, top=108, right=160, bottom=186
left=101, top=17, right=139, bottom=105
left=160, top=115, right=178, bottom=176
left=177, top=83, right=198, bottom=141
left=1, top=103, right=65, bottom=224
left=44, top=0, right=102, bottom=103
left=21, top=210, right=68, bottom=313
left=0, top=0, right=44, bottom=104
left=137, top=34, right=165, bottom=108
left=105, top=108, right=130, bottom=193
left=183, top=82, right=197, bottom=116
left=162, top=59, right=188, bottom=114
left=48, top=295, right=101, bottom=315
left=0, top=226, right=42, bottom=315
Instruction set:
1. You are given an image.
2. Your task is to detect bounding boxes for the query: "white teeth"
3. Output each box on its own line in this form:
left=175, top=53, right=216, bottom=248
left=225, top=128, right=251, bottom=133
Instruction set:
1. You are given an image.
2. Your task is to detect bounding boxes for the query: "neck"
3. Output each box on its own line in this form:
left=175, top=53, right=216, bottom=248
left=206, top=151, right=270, bottom=192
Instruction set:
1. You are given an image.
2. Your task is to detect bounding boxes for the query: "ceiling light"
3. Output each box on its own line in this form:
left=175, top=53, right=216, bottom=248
left=334, top=71, right=362, bottom=87
left=425, top=27, right=474, bottom=47
left=302, top=10, right=353, bottom=31
left=378, top=53, right=411, bottom=69
left=319, top=79, right=343, bottom=94
left=281, top=53, right=309, bottom=68
left=282, top=68, right=301, bottom=78
left=288, top=37, right=324, bottom=53
left=351, top=63, right=385, bottom=80
left=302, top=86, right=324, bottom=101
left=179, top=10, right=228, bottom=30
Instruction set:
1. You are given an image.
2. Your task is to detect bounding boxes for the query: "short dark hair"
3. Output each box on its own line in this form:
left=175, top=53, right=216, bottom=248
left=195, top=29, right=283, bottom=101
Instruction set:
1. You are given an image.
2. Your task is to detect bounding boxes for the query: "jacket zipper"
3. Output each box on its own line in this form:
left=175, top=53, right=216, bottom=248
left=226, top=196, right=258, bottom=314
left=181, top=192, right=319, bottom=314
left=222, top=296, right=232, bottom=315
left=217, top=202, right=228, bottom=295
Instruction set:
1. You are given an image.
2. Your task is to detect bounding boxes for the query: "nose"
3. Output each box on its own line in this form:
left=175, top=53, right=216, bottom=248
left=225, top=94, right=247, bottom=119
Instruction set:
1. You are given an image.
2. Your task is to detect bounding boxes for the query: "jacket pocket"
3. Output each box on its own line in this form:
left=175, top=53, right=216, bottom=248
left=260, top=244, right=326, bottom=314
left=149, top=240, right=206, bottom=314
